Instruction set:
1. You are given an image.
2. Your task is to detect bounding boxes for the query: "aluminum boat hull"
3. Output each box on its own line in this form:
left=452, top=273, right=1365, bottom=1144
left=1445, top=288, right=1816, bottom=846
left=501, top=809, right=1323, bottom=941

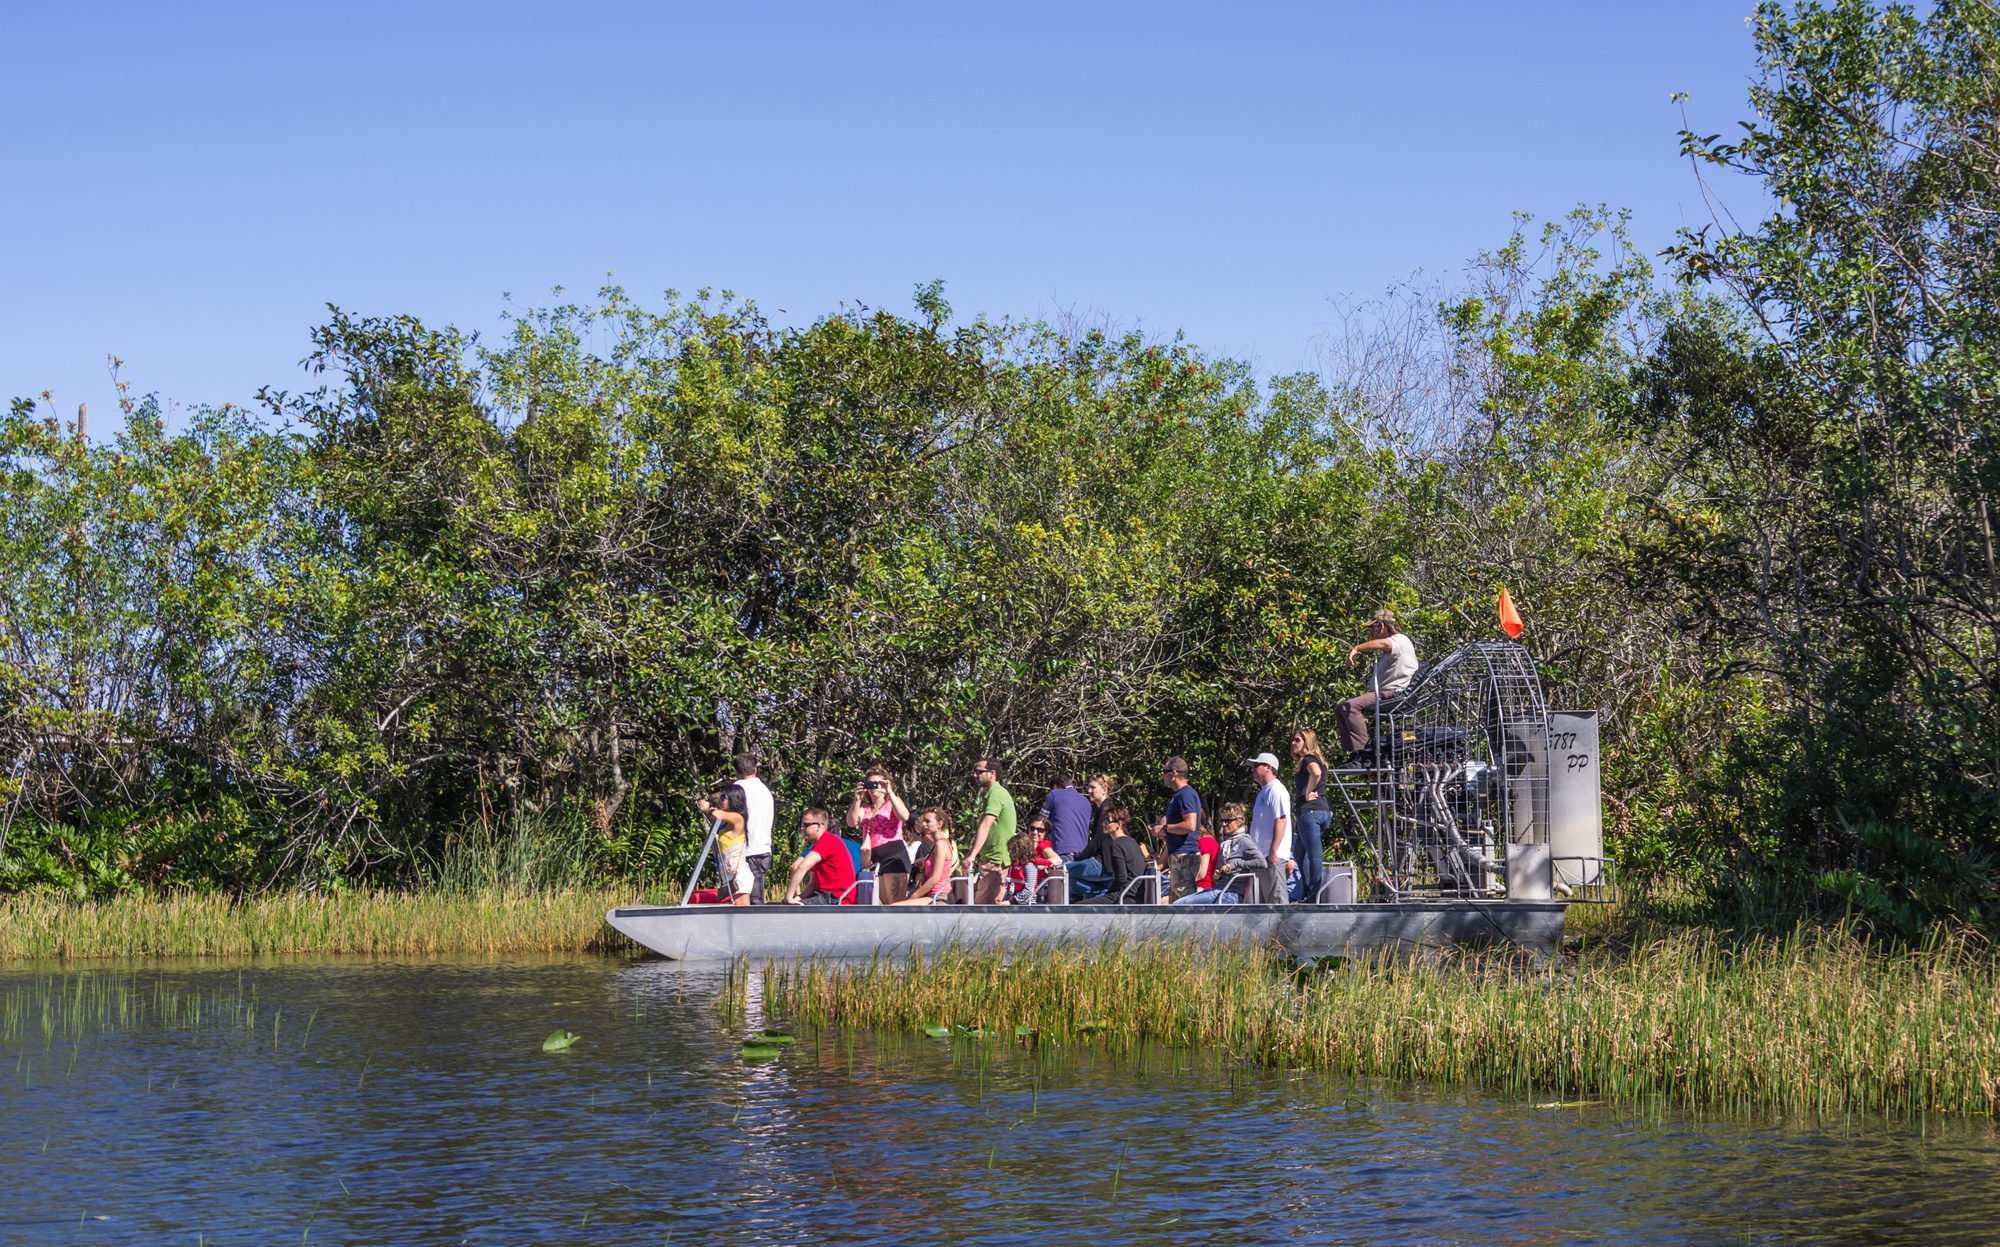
left=604, top=901, right=1567, bottom=962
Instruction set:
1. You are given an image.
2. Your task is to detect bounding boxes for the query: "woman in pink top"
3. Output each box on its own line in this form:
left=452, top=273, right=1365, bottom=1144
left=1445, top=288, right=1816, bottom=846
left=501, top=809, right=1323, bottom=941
left=892, top=808, right=960, bottom=905
left=846, top=766, right=911, bottom=902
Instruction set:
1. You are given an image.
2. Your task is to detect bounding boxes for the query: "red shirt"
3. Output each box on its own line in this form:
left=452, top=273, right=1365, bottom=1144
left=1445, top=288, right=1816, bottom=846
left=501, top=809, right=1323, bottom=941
left=1195, top=835, right=1221, bottom=890
left=809, top=831, right=858, bottom=903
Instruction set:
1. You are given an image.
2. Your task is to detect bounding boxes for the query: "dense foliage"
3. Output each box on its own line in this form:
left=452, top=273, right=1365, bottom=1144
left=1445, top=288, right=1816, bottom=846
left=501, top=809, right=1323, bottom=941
left=1, top=2, right=1992, bottom=934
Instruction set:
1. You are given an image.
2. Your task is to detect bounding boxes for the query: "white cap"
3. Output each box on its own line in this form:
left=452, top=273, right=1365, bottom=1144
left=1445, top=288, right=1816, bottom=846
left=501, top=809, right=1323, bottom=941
left=1244, top=752, right=1282, bottom=770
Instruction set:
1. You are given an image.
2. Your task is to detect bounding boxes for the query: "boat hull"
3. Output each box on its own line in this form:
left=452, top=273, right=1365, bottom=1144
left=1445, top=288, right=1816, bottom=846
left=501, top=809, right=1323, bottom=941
left=604, top=901, right=1566, bottom=962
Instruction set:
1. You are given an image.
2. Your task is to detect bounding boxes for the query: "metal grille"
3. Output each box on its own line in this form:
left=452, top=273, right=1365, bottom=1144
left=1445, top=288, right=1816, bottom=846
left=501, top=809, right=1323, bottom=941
left=1327, top=642, right=1551, bottom=899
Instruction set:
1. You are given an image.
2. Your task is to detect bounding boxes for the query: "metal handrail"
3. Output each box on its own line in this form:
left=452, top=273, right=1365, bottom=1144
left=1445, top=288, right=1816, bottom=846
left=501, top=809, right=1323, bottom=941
left=1552, top=855, right=1618, bottom=903
left=1025, top=862, right=1069, bottom=904
left=679, top=821, right=720, bottom=906
left=1219, top=870, right=1260, bottom=904
left=1113, top=872, right=1163, bottom=904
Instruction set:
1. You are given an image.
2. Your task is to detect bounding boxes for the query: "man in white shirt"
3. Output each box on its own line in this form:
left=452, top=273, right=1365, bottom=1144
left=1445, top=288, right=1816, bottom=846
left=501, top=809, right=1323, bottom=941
left=1338, top=610, right=1419, bottom=763
left=733, top=753, right=775, bottom=903
left=1244, top=752, right=1292, bottom=906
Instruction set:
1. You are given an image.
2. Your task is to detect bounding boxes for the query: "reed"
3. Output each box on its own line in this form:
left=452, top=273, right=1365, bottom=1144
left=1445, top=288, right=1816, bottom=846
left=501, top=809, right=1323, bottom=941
left=0, top=889, right=637, bottom=961
left=767, top=926, right=2000, bottom=1117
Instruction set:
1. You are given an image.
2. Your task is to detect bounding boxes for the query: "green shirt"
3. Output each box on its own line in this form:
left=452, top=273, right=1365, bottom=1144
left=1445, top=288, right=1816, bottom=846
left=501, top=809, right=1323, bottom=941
left=978, top=782, right=1017, bottom=864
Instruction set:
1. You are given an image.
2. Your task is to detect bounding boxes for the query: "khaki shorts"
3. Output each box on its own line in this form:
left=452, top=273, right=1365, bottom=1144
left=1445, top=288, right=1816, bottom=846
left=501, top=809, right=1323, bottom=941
left=719, top=843, right=752, bottom=897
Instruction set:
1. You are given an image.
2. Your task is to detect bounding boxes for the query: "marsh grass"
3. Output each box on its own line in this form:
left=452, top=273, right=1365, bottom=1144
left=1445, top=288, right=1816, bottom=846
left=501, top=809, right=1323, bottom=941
left=0, top=889, right=638, bottom=961
left=3, top=971, right=262, bottom=1048
left=767, top=925, right=2000, bottom=1117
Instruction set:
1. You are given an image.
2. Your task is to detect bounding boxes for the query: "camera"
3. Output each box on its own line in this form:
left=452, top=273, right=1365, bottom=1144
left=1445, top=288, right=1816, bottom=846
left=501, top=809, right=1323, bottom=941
left=862, top=779, right=883, bottom=791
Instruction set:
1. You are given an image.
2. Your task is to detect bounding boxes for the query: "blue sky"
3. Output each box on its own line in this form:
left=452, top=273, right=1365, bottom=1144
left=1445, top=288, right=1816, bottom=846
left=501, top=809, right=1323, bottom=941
left=2, top=2, right=1769, bottom=425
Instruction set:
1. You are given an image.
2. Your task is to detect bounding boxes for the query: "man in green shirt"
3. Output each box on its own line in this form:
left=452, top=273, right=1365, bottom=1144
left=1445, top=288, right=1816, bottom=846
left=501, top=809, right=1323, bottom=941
left=967, top=756, right=1015, bottom=905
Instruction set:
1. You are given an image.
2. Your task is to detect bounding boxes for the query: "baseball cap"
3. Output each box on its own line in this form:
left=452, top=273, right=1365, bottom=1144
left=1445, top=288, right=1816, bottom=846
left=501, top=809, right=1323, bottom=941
left=1244, top=752, right=1282, bottom=769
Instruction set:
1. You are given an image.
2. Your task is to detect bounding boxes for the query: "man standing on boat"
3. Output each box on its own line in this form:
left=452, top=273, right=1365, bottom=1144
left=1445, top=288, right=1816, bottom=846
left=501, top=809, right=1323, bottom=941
left=1245, top=752, right=1292, bottom=904
left=967, top=757, right=1016, bottom=905
left=734, top=754, right=775, bottom=903
left=1338, top=610, right=1419, bottom=764
left=1042, top=772, right=1092, bottom=860
left=1153, top=757, right=1203, bottom=901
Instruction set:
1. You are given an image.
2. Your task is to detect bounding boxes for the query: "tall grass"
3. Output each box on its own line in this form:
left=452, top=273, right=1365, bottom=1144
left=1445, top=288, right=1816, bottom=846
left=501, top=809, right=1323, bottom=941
left=768, top=926, right=2000, bottom=1117
left=3, top=972, right=261, bottom=1045
left=0, top=889, right=637, bottom=961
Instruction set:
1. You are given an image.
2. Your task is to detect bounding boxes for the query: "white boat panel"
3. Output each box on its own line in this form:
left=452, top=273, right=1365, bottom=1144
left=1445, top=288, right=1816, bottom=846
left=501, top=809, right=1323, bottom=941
left=604, top=902, right=1566, bottom=962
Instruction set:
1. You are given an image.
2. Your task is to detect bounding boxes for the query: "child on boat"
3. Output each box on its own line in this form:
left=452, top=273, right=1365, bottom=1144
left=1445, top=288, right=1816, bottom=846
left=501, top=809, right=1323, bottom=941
left=1005, top=825, right=1064, bottom=904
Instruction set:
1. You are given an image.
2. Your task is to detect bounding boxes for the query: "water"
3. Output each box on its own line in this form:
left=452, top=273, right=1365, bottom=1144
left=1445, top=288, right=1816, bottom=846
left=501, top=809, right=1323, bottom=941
left=3, top=955, right=1996, bottom=1245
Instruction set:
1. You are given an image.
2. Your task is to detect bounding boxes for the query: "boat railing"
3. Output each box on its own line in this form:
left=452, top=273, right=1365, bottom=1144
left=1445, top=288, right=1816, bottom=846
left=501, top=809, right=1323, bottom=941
left=679, top=822, right=720, bottom=906
left=1315, top=861, right=1358, bottom=904
left=1553, top=856, right=1617, bottom=903
left=1219, top=871, right=1260, bottom=904
left=1024, top=863, right=1068, bottom=905
left=1113, top=873, right=1161, bottom=905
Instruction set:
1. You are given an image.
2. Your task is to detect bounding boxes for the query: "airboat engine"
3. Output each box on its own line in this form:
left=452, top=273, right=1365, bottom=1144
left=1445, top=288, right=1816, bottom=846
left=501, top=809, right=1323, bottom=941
left=1336, top=641, right=1607, bottom=902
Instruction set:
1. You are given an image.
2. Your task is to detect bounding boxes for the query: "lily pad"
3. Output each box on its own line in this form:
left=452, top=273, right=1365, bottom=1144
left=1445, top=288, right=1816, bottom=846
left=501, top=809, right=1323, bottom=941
left=542, top=1030, right=579, bottom=1052
left=920, top=1022, right=950, bottom=1039
left=759, top=1023, right=792, bottom=1037
left=1076, top=1020, right=1108, bottom=1035
left=740, top=1044, right=782, bottom=1061
left=746, top=1032, right=795, bottom=1045
left=1014, top=1024, right=1038, bottom=1037
left=957, top=1025, right=994, bottom=1039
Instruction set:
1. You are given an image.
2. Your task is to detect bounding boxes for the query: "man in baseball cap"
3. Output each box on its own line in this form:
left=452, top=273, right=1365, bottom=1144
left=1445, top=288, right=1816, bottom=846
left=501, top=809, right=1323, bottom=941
left=1243, top=752, right=1293, bottom=904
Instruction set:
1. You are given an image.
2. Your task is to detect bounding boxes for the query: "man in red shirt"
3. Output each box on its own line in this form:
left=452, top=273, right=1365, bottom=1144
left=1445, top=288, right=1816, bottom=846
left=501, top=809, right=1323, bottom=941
left=782, top=808, right=858, bottom=905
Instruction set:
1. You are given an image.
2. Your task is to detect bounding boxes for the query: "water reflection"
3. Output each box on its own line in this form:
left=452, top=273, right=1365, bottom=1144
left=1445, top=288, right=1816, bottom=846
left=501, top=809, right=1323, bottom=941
left=2, top=955, right=1994, bottom=1245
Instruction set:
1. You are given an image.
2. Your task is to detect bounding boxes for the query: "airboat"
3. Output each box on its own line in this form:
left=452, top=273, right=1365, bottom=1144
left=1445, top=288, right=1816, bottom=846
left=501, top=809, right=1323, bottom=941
left=606, top=642, right=1611, bottom=962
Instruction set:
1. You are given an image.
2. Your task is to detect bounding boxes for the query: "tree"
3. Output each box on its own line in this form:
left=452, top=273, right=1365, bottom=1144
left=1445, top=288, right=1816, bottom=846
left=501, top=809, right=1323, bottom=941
left=1640, top=0, right=2000, bottom=930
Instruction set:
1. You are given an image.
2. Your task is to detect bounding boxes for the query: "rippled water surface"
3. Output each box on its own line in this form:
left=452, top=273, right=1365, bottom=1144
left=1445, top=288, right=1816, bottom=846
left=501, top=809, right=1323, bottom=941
left=3, top=955, right=1996, bottom=1245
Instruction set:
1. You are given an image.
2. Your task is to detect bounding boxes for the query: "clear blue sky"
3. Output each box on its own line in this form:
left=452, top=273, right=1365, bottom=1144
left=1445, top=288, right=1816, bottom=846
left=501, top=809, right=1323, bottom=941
left=2, top=2, right=1768, bottom=424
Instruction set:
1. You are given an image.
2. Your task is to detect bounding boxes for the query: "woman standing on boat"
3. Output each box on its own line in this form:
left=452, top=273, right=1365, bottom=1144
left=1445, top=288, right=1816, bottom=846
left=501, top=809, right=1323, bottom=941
left=892, top=808, right=961, bottom=905
left=1290, top=729, right=1330, bottom=903
left=694, top=785, right=753, bottom=907
left=847, top=767, right=911, bottom=903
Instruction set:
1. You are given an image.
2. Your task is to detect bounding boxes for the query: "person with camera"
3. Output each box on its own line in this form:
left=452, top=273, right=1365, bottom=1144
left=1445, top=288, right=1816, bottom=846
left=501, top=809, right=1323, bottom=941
left=845, top=766, right=911, bottom=903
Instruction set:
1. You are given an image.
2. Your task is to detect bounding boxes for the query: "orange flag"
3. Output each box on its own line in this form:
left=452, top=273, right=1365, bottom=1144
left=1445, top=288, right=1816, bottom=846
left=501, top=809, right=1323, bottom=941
left=1497, top=587, right=1524, bottom=638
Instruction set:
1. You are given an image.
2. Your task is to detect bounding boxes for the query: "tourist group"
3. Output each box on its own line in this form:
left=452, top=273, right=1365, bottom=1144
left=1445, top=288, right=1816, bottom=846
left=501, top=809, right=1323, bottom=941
left=693, top=613, right=1418, bottom=907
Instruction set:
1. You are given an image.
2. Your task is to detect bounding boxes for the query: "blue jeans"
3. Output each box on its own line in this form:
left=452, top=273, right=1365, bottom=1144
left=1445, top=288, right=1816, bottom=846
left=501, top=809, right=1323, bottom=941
left=1065, top=855, right=1108, bottom=901
left=1296, top=809, right=1329, bottom=901
left=1173, top=887, right=1240, bottom=905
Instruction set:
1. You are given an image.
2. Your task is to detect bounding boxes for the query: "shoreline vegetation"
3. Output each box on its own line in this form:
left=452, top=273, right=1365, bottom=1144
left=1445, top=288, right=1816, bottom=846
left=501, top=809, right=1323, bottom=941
left=0, top=889, right=642, bottom=961
left=769, top=925, right=2000, bottom=1118
left=8, top=889, right=1996, bottom=1117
